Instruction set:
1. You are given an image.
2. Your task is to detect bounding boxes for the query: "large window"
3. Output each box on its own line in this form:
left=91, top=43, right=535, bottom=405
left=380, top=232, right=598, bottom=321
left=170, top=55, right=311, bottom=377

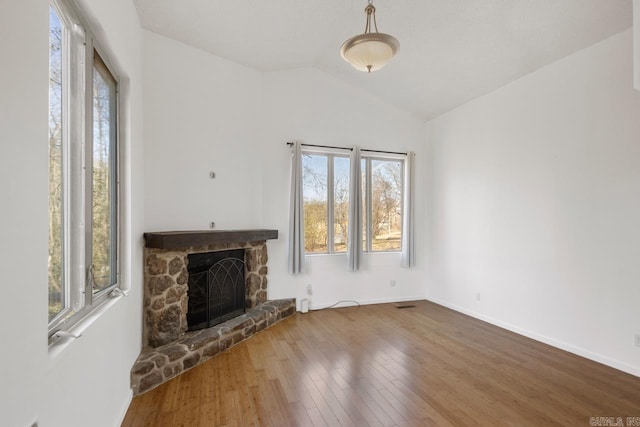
left=48, top=0, right=119, bottom=336
left=302, top=150, right=404, bottom=254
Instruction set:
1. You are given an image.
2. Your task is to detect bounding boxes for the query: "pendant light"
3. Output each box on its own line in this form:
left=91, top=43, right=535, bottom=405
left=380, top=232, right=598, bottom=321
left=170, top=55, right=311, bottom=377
left=340, top=0, right=399, bottom=73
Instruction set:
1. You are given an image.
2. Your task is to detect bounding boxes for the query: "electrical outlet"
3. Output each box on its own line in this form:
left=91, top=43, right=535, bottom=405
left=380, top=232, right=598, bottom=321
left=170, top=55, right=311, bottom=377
left=209, top=222, right=216, bottom=229
left=390, top=279, right=396, bottom=287
left=635, top=334, right=640, bottom=348
left=475, top=292, right=481, bottom=301
left=306, top=284, right=312, bottom=295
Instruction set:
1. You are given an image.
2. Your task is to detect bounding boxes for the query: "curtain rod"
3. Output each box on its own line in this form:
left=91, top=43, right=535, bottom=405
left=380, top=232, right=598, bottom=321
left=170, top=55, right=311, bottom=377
left=286, top=142, right=352, bottom=151
left=361, top=148, right=407, bottom=156
left=286, top=142, right=406, bottom=156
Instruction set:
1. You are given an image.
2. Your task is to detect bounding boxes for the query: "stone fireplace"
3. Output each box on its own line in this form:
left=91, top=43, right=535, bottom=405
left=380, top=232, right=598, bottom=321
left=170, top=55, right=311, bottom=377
left=143, top=231, right=274, bottom=348
left=131, top=229, right=296, bottom=395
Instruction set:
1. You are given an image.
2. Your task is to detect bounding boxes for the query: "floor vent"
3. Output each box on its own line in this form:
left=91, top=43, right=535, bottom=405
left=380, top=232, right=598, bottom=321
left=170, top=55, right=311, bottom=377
left=396, top=305, right=416, bottom=309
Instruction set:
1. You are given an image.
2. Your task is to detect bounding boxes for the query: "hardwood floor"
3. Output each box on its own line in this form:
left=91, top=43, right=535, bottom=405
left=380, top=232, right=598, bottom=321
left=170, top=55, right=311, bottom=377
left=122, top=300, right=640, bottom=426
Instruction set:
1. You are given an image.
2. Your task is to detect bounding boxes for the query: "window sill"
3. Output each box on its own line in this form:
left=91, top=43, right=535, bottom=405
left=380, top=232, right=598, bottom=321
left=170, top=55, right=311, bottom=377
left=304, top=251, right=401, bottom=257
left=305, top=252, right=348, bottom=257
left=48, top=289, right=127, bottom=360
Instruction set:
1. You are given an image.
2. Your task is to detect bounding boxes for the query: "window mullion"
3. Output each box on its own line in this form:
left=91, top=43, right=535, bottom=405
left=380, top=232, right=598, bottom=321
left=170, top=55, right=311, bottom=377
left=65, top=21, right=88, bottom=313
left=83, top=37, right=94, bottom=305
left=327, top=154, right=335, bottom=254
left=60, top=16, right=72, bottom=316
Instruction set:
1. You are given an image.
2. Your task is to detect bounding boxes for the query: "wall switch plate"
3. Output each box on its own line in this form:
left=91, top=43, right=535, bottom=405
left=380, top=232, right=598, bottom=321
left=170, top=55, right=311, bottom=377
left=635, top=334, right=640, bottom=347
left=306, top=284, right=312, bottom=295
left=390, top=279, right=397, bottom=287
left=475, top=292, right=481, bottom=301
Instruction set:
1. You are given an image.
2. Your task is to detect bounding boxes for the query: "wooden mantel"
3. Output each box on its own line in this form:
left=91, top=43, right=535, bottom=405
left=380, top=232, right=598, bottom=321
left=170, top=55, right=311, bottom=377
left=143, top=229, right=278, bottom=249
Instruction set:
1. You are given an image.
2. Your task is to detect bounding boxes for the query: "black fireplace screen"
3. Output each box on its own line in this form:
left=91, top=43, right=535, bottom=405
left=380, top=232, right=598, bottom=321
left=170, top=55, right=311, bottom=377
left=187, top=249, right=245, bottom=331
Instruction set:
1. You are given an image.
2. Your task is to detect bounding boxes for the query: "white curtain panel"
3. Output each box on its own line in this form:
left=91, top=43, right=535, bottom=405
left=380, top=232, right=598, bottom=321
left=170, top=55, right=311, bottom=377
left=288, top=142, right=305, bottom=274
left=401, top=152, right=415, bottom=268
left=347, top=147, right=362, bottom=271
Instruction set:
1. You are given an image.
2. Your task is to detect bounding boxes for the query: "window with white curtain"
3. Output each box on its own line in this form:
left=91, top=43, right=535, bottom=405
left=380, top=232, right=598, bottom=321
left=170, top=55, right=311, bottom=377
left=301, top=149, right=404, bottom=254
left=48, top=0, right=120, bottom=338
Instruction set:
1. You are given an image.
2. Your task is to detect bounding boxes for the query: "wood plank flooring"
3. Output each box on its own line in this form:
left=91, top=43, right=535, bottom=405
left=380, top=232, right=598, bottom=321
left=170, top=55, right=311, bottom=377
left=122, top=300, right=640, bottom=426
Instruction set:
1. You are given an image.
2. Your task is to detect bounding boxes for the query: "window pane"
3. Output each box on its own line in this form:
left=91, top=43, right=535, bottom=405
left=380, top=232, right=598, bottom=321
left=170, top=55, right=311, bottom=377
left=371, top=159, right=402, bottom=251
left=91, top=53, right=117, bottom=291
left=48, top=6, right=65, bottom=320
left=333, top=156, right=350, bottom=253
left=303, top=154, right=328, bottom=253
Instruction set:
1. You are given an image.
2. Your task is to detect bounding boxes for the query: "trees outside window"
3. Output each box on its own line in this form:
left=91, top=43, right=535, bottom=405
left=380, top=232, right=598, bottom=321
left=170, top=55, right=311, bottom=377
left=302, top=154, right=328, bottom=253
left=48, top=5, right=64, bottom=319
left=91, top=54, right=118, bottom=292
left=369, top=158, right=403, bottom=252
left=302, top=150, right=403, bottom=254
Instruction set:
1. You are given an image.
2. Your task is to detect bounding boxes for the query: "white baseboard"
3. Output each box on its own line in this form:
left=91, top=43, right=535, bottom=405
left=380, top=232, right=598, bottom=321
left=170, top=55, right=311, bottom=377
left=425, top=296, right=640, bottom=378
left=308, top=295, right=425, bottom=311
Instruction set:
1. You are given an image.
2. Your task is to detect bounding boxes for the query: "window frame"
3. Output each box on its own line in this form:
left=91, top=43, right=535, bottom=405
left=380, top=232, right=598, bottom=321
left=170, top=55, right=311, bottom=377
left=90, top=47, right=120, bottom=294
left=362, top=153, right=405, bottom=253
left=301, top=148, right=351, bottom=255
left=48, top=0, right=121, bottom=341
left=301, top=148, right=405, bottom=255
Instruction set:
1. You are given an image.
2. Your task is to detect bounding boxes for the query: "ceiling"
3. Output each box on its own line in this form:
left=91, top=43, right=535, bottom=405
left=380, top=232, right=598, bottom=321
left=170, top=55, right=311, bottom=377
left=133, top=0, right=633, bottom=120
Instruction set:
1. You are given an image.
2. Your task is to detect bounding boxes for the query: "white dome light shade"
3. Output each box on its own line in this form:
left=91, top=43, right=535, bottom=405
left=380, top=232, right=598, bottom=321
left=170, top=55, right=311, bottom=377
left=340, top=33, right=399, bottom=72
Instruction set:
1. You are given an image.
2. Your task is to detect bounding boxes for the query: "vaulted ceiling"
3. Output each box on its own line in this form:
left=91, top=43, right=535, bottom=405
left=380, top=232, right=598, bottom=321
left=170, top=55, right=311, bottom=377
left=133, top=0, right=633, bottom=120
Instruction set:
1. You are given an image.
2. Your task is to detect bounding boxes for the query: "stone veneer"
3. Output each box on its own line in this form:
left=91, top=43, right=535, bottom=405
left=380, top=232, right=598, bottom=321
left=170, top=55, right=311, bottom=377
left=131, top=299, right=296, bottom=395
left=144, top=240, right=270, bottom=348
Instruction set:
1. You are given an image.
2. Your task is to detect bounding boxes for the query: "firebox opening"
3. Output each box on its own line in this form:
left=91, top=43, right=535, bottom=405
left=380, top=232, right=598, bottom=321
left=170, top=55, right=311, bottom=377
left=187, top=249, right=246, bottom=331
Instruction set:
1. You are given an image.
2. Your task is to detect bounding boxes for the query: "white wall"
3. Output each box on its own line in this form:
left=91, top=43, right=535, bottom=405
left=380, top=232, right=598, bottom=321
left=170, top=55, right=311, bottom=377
left=426, top=29, right=640, bottom=376
left=142, top=34, right=427, bottom=310
left=0, top=2, right=48, bottom=425
left=143, top=31, right=264, bottom=231
left=0, top=0, right=144, bottom=426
